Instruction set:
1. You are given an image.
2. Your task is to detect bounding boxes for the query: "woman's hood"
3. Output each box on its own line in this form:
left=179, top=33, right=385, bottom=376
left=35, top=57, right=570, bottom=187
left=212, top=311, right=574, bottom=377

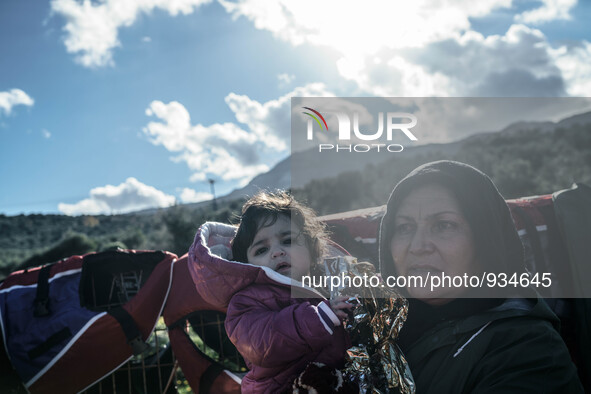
left=378, top=160, right=525, bottom=280
left=188, top=222, right=323, bottom=309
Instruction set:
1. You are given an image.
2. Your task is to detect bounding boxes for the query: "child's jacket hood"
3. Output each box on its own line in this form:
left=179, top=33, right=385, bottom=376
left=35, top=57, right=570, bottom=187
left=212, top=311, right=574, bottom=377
left=188, top=222, right=324, bottom=310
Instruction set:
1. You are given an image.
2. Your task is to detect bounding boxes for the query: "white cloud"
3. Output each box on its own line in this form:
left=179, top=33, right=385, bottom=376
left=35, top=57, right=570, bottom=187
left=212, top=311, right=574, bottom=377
left=0, top=89, right=34, bottom=115
left=42, top=129, right=52, bottom=138
left=515, top=0, right=576, bottom=24
left=50, top=0, right=211, bottom=67
left=337, top=54, right=455, bottom=96
left=142, top=36, right=152, bottom=43
left=49, top=0, right=587, bottom=97
left=219, top=1, right=589, bottom=97
left=58, top=177, right=175, bottom=215
left=143, top=83, right=335, bottom=183
left=550, top=41, right=591, bottom=97
left=426, top=25, right=564, bottom=96
left=277, top=73, right=295, bottom=86
left=143, top=100, right=267, bottom=182
left=225, top=82, right=333, bottom=151
left=219, top=0, right=512, bottom=56
left=336, top=24, right=571, bottom=97
left=179, top=188, right=213, bottom=203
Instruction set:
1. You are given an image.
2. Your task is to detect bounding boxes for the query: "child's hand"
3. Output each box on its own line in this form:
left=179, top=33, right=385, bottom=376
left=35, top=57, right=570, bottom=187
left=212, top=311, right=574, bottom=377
left=329, top=296, right=354, bottom=321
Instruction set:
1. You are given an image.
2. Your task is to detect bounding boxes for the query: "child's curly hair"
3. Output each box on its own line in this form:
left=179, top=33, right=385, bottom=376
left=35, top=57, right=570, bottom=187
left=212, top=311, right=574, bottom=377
left=231, top=191, right=328, bottom=266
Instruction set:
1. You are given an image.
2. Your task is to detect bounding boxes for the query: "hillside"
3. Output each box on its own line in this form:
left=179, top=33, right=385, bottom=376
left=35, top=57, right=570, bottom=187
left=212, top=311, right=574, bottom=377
left=295, top=121, right=591, bottom=215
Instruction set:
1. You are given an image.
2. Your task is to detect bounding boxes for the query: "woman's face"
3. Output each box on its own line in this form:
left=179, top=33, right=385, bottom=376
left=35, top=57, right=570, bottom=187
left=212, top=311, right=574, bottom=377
left=389, top=183, right=480, bottom=305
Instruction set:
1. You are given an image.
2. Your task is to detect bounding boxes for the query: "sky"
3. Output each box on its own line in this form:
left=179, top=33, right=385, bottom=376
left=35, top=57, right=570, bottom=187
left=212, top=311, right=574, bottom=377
left=1, top=0, right=591, bottom=216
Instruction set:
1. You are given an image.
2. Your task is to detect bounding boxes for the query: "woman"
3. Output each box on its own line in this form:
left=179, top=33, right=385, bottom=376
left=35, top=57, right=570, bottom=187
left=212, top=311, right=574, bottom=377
left=378, top=160, right=583, bottom=393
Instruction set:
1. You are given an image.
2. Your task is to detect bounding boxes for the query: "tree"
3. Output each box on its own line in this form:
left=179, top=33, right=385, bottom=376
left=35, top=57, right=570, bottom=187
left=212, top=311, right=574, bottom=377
left=16, top=233, right=97, bottom=272
left=163, top=206, right=198, bottom=256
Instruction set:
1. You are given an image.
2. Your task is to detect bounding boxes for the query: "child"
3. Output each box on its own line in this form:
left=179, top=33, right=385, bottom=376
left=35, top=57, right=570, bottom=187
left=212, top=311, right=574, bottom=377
left=225, top=191, right=353, bottom=393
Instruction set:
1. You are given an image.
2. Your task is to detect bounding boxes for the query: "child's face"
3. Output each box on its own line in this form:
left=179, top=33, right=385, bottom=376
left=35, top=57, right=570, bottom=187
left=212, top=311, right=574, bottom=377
left=246, top=214, right=312, bottom=281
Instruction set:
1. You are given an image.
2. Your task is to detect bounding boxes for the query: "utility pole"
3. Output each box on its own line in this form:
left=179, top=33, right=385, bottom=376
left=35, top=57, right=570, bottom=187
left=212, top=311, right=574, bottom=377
left=208, top=179, right=218, bottom=211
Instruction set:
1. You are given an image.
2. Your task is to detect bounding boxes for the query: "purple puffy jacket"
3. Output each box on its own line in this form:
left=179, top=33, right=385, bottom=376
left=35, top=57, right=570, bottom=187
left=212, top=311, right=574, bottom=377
left=188, top=222, right=350, bottom=393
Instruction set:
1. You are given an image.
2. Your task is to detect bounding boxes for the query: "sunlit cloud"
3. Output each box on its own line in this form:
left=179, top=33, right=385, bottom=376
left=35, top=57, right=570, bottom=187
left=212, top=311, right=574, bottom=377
left=143, top=100, right=267, bottom=182
left=225, top=82, right=333, bottom=151
left=219, top=1, right=588, bottom=97
left=336, top=54, right=455, bottom=96
left=515, top=0, right=576, bottom=24
left=58, top=177, right=175, bottom=215
left=337, top=24, right=577, bottom=97
left=179, top=188, right=213, bottom=203
left=50, top=0, right=211, bottom=67
left=219, top=0, right=512, bottom=56
left=42, top=129, right=52, bottom=139
left=0, top=89, right=34, bottom=116
left=550, top=41, right=591, bottom=97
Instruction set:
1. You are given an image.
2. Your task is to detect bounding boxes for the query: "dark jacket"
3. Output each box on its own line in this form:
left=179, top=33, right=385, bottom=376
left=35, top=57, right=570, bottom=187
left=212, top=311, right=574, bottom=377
left=401, top=297, right=583, bottom=393
left=188, top=222, right=349, bottom=394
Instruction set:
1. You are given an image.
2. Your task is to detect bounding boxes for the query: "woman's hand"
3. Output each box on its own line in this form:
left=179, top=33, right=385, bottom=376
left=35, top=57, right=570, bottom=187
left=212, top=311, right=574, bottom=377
left=329, top=295, right=354, bottom=321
